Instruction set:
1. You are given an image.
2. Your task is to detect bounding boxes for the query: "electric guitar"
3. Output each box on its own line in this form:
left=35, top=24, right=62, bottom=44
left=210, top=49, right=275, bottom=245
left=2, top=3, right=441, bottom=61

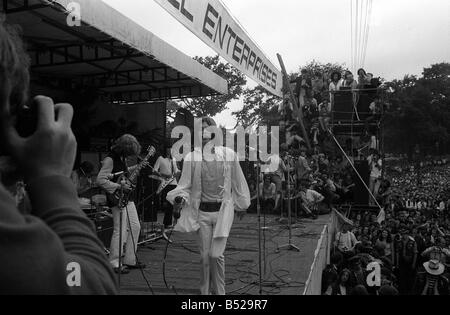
left=148, top=174, right=176, bottom=195
left=107, top=146, right=156, bottom=208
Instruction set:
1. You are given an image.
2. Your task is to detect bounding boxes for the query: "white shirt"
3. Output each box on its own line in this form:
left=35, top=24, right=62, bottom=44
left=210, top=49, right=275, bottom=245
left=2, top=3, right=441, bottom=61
left=154, top=156, right=179, bottom=186
left=367, top=155, right=382, bottom=179
left=336, top=231, right=357, bottom=252
left=329, top=81, right=343, bottom=93
left=301, top=189, right=324, bottom=208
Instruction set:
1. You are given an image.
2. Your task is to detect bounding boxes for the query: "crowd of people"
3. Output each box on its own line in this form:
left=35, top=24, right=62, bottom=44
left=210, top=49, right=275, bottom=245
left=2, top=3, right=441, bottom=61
left=323, top=161, right=450, bottom=295
left=247, top=67, right=384, bottom=221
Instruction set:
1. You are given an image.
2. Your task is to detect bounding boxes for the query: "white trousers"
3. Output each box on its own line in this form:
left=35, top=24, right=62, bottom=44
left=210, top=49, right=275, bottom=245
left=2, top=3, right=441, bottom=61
left=197, top=211, right=228, bottom=295
left=109, top=202, right=141, bottom=268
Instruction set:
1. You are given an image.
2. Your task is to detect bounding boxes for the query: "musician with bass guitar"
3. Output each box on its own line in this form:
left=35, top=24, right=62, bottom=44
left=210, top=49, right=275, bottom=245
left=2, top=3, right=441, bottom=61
left=97, top=134, right=151, bottom=274
left=151, top=147, right=181, bottom=233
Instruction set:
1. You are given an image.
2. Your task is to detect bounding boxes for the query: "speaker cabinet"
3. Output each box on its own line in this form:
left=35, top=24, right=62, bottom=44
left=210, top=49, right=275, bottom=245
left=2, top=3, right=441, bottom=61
left=353, top=160, right=370, bottom=204
left=333, top=92, right=354, bottom=122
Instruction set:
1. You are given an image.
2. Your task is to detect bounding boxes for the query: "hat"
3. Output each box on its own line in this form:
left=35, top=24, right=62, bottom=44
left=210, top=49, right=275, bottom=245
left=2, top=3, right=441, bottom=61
left=423, top=260, right=445, bottom=276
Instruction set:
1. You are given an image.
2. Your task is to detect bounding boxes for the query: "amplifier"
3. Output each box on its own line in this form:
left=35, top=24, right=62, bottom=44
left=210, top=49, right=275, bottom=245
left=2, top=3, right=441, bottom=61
left=91, top=214, right=114, bottom=249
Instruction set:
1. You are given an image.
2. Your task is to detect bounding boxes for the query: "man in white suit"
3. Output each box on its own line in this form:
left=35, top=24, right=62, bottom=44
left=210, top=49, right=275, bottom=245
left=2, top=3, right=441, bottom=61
left=167, top=117, right=250, bottom=295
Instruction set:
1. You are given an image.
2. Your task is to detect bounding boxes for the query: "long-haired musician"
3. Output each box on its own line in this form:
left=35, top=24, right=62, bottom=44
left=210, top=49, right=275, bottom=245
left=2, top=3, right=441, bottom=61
left=97, top=134, right=145, bottom=274
left=153, top=146, right=181, bottom=233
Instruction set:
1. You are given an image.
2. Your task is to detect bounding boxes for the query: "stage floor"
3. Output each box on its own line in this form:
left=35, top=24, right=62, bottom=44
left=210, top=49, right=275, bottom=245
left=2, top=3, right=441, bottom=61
left=119, top=213, right=331, bottom=295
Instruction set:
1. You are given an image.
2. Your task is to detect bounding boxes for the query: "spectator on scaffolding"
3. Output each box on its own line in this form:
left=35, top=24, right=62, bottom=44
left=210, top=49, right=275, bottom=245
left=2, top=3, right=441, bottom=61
left=294, top=69, right=312, bottom=108
left=329, top=71, right=343, bottom=102
left=318, top=98, right=332, bottom=133
left=296, top=147, right=312, bottom=183
left=286, top=124, right=305, bottom=149
left=357, top=68, right=371, bottom=87
left=368, top=150, right=383, bottom=205
left=303, top=95, right=319, bottom=120
left=342, top=71, right=359, bottom=90
left=312, top=72, right=325, bottom=103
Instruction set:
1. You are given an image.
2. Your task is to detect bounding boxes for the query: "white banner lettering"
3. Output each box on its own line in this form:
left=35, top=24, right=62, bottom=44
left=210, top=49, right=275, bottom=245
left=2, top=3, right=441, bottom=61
left=154, top=0, right=283, bottom=97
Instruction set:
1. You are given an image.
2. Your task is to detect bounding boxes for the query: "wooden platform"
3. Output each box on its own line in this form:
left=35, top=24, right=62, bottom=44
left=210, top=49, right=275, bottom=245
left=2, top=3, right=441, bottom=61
left=119, top=214, right=330, bottom=295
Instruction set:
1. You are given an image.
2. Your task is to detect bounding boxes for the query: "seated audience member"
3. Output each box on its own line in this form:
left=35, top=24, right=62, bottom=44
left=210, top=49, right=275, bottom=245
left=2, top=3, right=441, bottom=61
left=259, top=175, right=277, bottom=214
left=0, top=21, right=117, bottom=294
left=298, top=179, right=325, bottom=218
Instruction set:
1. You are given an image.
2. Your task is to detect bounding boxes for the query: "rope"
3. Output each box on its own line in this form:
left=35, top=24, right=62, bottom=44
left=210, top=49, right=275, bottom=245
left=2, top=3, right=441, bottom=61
left=362, top=0, right=373, bottom=68
left=327, top=129, right=383, bottom=212
left=350, top=0, right=354, bottom=71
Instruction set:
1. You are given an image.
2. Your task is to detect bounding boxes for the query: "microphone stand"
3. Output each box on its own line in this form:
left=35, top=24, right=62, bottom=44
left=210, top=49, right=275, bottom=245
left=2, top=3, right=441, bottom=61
left=117, top=186, right=124, bottom=292
left=255, top=159, right=263, bottom=295
left=278, top=155, right=300, bottom=252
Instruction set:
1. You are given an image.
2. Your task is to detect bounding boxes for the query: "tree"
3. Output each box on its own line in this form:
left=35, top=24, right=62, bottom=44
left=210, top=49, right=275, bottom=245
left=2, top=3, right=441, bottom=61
left=297, top=60, right=348, bottom=79
left=383, top=63, right=450, bottom=157
left=178, top=55, right=247, bottom=118
left=233, top=85, right=281, bottom=129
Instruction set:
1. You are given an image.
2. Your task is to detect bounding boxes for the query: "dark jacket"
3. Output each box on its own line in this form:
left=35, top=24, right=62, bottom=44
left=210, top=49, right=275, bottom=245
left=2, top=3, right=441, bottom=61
left=0, top=176, right=117, bottom=294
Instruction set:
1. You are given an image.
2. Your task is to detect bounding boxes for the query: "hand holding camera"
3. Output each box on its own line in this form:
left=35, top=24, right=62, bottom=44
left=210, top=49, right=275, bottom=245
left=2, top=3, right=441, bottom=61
left=1, top=75, right=77, bottom=183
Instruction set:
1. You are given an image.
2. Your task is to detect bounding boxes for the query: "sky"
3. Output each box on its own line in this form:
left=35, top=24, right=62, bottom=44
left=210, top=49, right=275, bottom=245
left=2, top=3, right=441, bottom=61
left=103, top=0, right=450, bottom=128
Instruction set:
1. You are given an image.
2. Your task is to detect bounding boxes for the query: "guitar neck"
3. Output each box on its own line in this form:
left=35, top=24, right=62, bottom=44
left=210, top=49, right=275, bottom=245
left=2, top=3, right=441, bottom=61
left=129, top=149, right=154, bottom=183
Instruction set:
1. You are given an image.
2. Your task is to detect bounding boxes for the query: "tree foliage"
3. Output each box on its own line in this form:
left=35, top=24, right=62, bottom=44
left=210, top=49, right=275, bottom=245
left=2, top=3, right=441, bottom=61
left=178, top=55, right=247, bottom=118
left=384, top=63, right=450, bottom=156
left=233, top=85, right=281, bottom=129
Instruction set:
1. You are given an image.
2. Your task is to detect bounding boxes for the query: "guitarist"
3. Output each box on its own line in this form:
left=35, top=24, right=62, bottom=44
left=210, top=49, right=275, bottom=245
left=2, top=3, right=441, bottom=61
left=97, top=134, right=145, bottom=274
left=153, top=147, right=181, bottom=234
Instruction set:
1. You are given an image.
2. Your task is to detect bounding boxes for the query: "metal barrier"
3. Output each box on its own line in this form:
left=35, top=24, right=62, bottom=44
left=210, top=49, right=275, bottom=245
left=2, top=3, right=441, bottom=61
left=303, top=211, right=348, bottom=295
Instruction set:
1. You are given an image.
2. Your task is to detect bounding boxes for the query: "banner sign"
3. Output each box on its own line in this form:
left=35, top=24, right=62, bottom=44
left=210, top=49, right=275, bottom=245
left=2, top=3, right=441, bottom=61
left=154, top=0, right=283, bottom=97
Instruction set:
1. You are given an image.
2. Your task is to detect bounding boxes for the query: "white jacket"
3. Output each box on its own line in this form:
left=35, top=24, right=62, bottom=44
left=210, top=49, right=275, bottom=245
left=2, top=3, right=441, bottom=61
left=166, top=147, right=250, bottom=239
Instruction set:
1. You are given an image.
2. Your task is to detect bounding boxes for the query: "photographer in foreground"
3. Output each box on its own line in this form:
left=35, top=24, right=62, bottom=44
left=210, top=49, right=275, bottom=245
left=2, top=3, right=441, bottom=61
left=0, top=20, right=117, bottom=294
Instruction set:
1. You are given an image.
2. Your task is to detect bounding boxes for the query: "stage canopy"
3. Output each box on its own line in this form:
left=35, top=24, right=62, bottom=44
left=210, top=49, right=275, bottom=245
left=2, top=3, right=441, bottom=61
left=1, top=0, right=229, bottom=103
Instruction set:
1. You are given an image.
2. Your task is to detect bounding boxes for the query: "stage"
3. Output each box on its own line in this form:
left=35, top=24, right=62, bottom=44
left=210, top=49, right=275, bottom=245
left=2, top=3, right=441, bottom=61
left=118, top=213, right=331, bottom=295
